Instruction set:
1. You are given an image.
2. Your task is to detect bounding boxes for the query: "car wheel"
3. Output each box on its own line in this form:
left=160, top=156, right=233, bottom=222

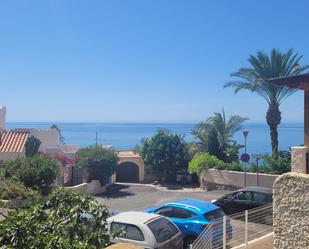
left=183, top=235, right=197, bottom=249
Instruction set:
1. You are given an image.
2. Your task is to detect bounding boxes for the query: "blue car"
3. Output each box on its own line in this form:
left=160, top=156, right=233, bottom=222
left=145, top=199, right=232, bottom=249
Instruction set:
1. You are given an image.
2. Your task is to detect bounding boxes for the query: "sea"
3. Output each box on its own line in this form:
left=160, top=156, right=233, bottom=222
left=6, top=122, right=304, bottom=155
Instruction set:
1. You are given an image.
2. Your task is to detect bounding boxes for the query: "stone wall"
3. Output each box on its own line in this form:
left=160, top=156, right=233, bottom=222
left=64, top=180, right=106, bottom=195
left=273, top=172, right=309, bottom=249
left=200, top=169, right=279, bottom=189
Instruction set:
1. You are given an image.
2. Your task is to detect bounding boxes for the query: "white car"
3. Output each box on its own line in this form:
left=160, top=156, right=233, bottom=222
left=108, top=211, right=183, bottom=249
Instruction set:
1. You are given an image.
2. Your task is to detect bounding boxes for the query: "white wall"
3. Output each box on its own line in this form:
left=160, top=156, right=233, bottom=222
left=0, top=106, right=6, bottom=130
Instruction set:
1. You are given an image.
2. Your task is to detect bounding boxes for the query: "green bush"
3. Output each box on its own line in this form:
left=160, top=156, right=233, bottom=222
left=189, top=153, right=244, bottom=173
left=0, top=179, right=38, bottom=200
left=1, top=155, right=59, bottom=192
left=188, top=153, right=225, bottom=174
left=77, top=145, right=118, bottom=185
left=0, top=188, right=111, bottom=249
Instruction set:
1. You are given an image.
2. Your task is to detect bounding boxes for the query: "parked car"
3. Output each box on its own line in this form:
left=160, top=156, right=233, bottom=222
left=211, top=186, right=273, bottom=215
left=108, top=211, right=183, bottom=249
left=145, top=199, right=232, bottom=249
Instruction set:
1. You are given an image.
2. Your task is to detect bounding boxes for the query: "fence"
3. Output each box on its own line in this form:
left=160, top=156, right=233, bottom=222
left=191, top=203, right=273, bottom=249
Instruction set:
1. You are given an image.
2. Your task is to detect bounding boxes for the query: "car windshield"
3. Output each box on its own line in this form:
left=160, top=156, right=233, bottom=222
left=204, top=208, right=225, bottom=221
left=147, top=217, right=179, bottom=243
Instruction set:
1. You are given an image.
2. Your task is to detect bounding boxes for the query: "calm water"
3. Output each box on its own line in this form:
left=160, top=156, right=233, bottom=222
left=6, top=122, right=304, bottom=155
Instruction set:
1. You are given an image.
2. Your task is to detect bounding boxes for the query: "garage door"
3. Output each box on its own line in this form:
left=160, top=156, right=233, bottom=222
left=116, top=162, right=139, bottom=183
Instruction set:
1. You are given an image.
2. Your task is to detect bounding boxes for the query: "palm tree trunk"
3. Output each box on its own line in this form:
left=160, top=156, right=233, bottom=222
left=266, top=104, right=281, bottom=154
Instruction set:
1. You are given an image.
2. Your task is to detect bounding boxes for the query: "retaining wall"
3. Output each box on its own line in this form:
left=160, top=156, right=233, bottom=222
left=200, top=169, right=279, bottom=189
left=64, top=180, right=106, bottom=195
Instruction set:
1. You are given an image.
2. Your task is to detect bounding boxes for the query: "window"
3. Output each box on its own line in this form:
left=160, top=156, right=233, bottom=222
left=233, top=191, right=252, bottom=201
left=147, top=217, right=179, bottom=243
left=171, top=207, right=196, bottom=219
left=111, top=222, right=144, bottom=241
left=252, top=192, right=268, bottom=203
left=155, top=206, right=173, bottom=217
left=204, top=209, right=225, bottom=221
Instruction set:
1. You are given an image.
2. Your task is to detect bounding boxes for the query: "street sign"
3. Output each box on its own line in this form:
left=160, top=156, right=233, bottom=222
left=241, top=153, right=250, bottom=163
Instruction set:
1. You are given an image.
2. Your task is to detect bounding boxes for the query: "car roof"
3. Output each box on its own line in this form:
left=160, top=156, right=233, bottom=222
left=166, top=199, right=219, bottom=214
left=108, top=211, right=161, bottom=225
left=239, top=186, right=273, bottom=194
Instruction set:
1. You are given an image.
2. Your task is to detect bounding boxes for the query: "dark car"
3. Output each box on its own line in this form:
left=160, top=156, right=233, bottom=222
left=211, top=186, right=273, bottom=215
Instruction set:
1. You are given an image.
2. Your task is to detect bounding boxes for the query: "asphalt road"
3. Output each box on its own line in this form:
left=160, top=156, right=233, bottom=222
left=96, top=183, right=230, bottom=212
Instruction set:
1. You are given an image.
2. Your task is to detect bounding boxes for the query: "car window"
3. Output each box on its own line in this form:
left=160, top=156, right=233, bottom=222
left=233, top=191, right=252, bottom=201
left=155, top=206, right=173, bottom=217
left=147, top=217, right=179, bottom=243
left=171, top=207, right=196, bottom=219
left=224, top=193, right=237, bottom=200
left=111, top=222, right=145, bottom=241
left=252, top=192, right=268, bottom=203
left=204, top=208, right=225, bottom=221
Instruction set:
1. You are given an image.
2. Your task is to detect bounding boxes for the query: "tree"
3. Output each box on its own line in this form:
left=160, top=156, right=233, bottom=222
left=50, top=124, right=65, bottom=144
left=76, top=145, right=118, bottom=185
left=225, top=48, right=309, bottom=154
left=1, top=155, right=59, bottom=192
left=0, top=188, right=111, bottom=249
left=25, top=136, right=41, bottom=157
left=139, top=129, right=188, bottom=180
left=192, top=110, right=247, bottom=162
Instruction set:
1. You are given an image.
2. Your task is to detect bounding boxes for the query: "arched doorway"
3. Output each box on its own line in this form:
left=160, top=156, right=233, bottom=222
left=116, top=162, right=139, bottom=183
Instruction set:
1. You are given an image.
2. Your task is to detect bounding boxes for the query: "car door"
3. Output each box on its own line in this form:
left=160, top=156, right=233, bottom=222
left=251, top=192, right=269, bottom=208
left=216, top=192, right=239, bottom=215
left=231, top=191, right=254, bottom=213
left=168, top=207, right=196, bottom=233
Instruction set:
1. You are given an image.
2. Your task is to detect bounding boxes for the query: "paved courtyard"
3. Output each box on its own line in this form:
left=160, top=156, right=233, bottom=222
left=96, top=183, right=231, bottom=211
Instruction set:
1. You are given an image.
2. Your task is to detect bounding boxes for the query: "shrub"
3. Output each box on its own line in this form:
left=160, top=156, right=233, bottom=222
left=188, top=153, right=225, bottom=174
left=77, top=145, right=118, bottom=185
left=25, top=136, right=41, bottom=157
left=0, top=188, right=111, bottom=248
left=139, top=129, right=189, bottom=178
left=189, top=153, right=244, bottom=174
left=0, top=179, right=38, bottom=200
left=1, top=155, right=59, bottom=192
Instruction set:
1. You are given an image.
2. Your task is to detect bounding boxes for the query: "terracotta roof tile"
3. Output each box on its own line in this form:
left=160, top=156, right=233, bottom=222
left=0, top=131, right=29, bottom=153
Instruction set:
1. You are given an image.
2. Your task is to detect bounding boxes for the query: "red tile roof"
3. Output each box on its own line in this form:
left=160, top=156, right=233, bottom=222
left=0, top=131, right=29, bottom=153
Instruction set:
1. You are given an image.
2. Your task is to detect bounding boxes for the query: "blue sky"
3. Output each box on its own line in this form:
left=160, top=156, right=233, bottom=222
left=0, top=0, right=308, bottom=123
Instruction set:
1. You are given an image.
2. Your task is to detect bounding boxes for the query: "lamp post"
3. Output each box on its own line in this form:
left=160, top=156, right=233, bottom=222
left=242, top=130, right=249, bottom=187
left=252, top=153, right=263, bottom=186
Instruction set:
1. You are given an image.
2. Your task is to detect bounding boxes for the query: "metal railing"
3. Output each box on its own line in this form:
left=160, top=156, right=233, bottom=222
left=191, top=203, right=273, bottom=249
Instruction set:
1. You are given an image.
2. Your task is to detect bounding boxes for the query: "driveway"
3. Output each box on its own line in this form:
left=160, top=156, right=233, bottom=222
left=96, top=183, right=231, bottom=211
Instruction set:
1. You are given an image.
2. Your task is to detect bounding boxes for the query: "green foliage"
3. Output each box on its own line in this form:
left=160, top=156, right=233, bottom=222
left=193, top=110, right=246, bottom=162
left=186, top=142, right=205, bottom=160
left=0, top=179, right=38, bottom=200
left=248, top=151, right=291, bottom=175
left=188, top=153, right=243, bottom=174
left=139, top=129, right=189, bottom=175
left=1, top=155, right=59, bottom=192
left=77, top=145, right=118, bottom=185
left=25, top=136, right=41, bottom=157
left=188, top=153, right=225, bottom=174
left=0, top=188, right=111, bottom=249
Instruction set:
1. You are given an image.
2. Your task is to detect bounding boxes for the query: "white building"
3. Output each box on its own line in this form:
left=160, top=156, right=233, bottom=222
left=0, top=106, right=79, bottom=160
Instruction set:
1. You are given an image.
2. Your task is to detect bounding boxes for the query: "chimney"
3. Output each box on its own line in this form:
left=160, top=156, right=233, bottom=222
left=0, top=106, right=6, bottom=130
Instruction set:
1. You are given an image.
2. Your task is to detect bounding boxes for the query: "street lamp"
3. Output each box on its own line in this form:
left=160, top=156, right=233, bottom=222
left=242, top=130, right=249, bottom=187
left=252, top=153, right=263, bottom=186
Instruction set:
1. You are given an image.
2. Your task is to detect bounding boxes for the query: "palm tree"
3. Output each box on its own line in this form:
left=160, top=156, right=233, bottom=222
left=225, top=49, right=309, bottom=154
left=192, top=110, right=247, bottom=162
